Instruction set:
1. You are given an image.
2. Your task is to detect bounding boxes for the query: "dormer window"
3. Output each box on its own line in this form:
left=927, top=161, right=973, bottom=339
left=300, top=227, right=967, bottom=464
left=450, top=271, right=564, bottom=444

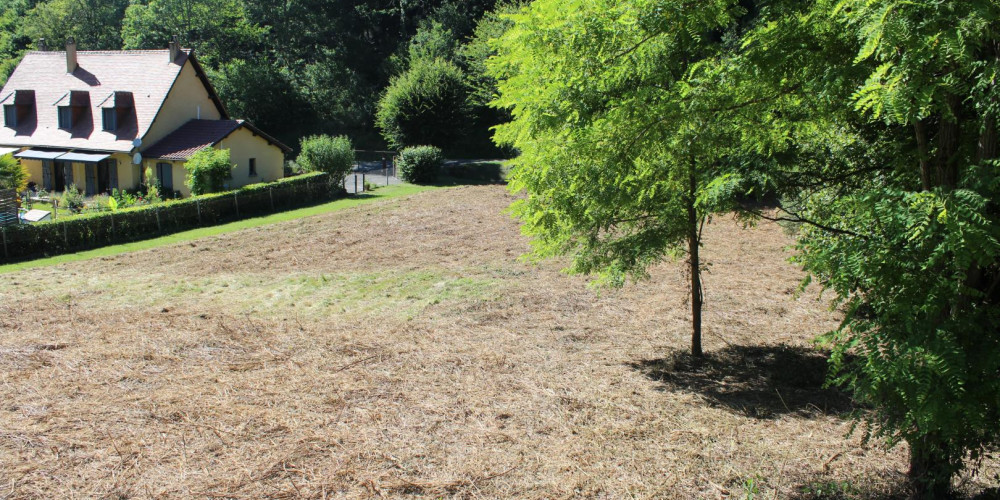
left=96, top=91, right=132, bottom=133
left=102, top=107, right=116, bottom=131
left=54, top=90, right=90, bottom=131
left=57, top=106, right=72, bottom=129
left=4, top=105, right=16, bottom=127
left=1, top=90, right=35, bottom=128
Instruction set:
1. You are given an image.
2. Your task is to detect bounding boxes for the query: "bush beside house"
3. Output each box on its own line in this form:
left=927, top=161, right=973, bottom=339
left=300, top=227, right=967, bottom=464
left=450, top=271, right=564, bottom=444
left=185, top=148, right=235, bottom=196
left=296, top=135, right=354, bottom=185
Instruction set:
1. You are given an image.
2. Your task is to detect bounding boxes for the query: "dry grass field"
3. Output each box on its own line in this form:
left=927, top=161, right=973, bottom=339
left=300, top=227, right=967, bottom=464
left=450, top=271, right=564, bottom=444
left=1, top=185, right=997, bottom=499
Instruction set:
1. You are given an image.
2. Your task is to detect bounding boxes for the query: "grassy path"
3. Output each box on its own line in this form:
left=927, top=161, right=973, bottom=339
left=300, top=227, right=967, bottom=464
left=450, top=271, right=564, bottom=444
left=0, top=184, right=436, bottom=274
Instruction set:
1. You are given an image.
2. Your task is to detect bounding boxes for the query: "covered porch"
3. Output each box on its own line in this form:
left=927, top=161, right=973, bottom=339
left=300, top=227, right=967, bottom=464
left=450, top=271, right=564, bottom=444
left=16, top=149, right=138, bottom=195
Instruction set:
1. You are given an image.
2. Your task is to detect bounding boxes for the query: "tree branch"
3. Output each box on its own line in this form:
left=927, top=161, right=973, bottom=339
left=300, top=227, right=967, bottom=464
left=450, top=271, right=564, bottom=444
left=748, top=207, right=870, bottom=240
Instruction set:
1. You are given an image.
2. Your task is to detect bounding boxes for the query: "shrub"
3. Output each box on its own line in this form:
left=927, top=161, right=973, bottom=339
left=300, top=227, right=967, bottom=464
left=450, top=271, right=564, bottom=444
left=1, top=172, right=336, bottom=263
left=185, top=148, right=234, bottom=196
left=61, top=184, right=84, bottom=213
left=375, top=57, right=471, bottom=150
left=398, top=146, right=444, bottom=184
left=144, top=166, right=162, bottom=202
left=296, top=135, right=354, bottom=185
left=0, top=153, right=28, bottom=191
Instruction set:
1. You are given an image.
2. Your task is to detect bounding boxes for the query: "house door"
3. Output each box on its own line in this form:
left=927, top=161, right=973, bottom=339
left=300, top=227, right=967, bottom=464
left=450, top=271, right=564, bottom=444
left=95, top=160, right=113, bottom=193
left=107, top=159, right=118, bottom=191
left=53, top=161, right=71, bottom=192
left=156, top=162, right=173, bottom=192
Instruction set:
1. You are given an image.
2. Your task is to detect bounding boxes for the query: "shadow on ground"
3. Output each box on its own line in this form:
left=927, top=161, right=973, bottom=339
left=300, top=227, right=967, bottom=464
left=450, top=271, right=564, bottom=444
left=629, top=344, right=856, bottom=419
left=438, top=161, right=508, bottom=185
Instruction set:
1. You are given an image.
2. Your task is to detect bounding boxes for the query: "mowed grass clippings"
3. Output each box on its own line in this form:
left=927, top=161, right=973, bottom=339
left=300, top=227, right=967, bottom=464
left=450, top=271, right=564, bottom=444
left=0, top=185, right=996, bottom=499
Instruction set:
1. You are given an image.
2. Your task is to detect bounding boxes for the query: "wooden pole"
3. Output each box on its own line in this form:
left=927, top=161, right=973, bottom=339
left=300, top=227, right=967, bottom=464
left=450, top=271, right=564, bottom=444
left=269, top=187, right=274, bottom=211
left=196, top=198, right=202, bottom=225
left=155, top=206, right=161, bottom=233
left=2, top=226, right=7, bottom=259
left=234, top=192, right=240, bottom=218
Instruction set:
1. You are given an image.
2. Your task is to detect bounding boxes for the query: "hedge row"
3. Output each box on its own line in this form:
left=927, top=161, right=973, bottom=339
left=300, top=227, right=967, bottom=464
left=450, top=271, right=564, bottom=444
left=0, top=172, right=341, bottom=263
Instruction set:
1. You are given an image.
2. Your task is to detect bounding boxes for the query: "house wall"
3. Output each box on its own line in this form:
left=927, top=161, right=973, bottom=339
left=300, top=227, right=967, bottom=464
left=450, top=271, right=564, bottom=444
left=112, top=153, right=139, bottom=190
left=141, top=60, right=222, bottom=149
left=22, top=158, right=42, bottom=188
left=216, top=127, right=285, bottom=189
left=141, top=159, right=188, bottom=198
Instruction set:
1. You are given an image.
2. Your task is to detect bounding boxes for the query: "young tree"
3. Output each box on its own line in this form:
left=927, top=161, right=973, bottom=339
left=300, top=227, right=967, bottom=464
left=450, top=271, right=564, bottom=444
left=0, top=153, right=27, bottom=191
left=490, top=0, right=748, bottom=357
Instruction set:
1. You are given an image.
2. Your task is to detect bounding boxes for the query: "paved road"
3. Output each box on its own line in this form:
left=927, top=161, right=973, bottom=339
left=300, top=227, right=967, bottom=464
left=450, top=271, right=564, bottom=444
left=344, top=171, right=402, bottom=194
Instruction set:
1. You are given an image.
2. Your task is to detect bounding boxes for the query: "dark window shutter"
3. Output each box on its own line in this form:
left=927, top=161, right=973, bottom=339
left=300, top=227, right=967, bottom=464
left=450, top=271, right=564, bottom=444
left=42, top=161, right=52, bottom=190
left=109, top=159, right=118, bottom=189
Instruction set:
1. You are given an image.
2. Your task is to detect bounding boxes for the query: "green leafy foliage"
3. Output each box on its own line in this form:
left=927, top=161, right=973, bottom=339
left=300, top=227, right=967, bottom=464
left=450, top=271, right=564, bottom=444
left=0, top=153, right=28, bottom=191
left=61, top=184, right=84, bottom=213
left=490, top=0, right=748, bottom=355
left=397, top=145, right=443, bottom=184
left=727, top=0, right=1000, bottom=495
left=296, top=135, right=355, bottom=185
left=184, top=148, right=234, bottom=196
left=121, top=0, right=265, bottom=66
left=376, top=57, right=471, bottom=150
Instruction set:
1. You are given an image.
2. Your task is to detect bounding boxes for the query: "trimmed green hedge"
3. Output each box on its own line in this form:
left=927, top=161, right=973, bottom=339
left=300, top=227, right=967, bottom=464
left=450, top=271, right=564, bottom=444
left=0, top=172, right=341, bottom=263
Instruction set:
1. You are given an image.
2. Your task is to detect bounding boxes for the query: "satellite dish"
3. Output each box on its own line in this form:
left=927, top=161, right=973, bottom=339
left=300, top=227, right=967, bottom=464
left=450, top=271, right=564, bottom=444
left=132, top=138, right=142, bottom=149
left=133, top=152, right=142, bottom=165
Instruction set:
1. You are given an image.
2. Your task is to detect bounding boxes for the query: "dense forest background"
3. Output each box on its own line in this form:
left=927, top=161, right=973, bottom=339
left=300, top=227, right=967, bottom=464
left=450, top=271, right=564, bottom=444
left=0, top=0, right=510, bottom=155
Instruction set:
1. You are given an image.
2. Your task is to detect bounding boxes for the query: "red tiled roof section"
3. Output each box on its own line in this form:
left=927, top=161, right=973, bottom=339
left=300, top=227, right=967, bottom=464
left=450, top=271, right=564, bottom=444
left=0, top=50, right=191, bottom=152
left=142, top=119, right=244, bottom=160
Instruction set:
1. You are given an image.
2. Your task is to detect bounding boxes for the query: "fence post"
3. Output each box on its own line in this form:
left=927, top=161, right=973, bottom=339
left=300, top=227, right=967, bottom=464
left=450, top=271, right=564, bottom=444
left=110, top=212, right=115, bottom=242
left=63, top=221, right=68, bottom=245
left=2, top=226, right=7, bottom=259
left=196, top=198, right=202, bottom=225
left=234, top=192, right=240, bottom=218
left=362, top=173, right=366, bottom=192
left=155, top=206, right=161, bottom=233
left=354, top=174, right=358, bottom=194
left=269, top=187, right=274, bottom=211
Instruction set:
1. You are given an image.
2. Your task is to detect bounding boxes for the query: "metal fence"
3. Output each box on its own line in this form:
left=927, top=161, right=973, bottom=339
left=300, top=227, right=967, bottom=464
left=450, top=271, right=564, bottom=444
left=0, top=189, right=17, bottom=226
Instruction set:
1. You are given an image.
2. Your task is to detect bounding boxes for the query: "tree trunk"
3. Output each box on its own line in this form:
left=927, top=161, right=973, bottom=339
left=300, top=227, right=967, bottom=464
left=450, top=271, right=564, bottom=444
left=908, top=433, right=954, bottom=500
left=687, top=159, right=703, bottom=358
left=935, top=94, right=962, bottom=190
left=914, top=119, right=932, bottom=191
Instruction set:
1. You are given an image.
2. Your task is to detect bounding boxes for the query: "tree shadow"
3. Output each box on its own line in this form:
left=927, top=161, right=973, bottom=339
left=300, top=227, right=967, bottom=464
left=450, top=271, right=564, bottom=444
left=437, top=161, right=508, bottom=185
left=629, top=344, right=856, bottom=419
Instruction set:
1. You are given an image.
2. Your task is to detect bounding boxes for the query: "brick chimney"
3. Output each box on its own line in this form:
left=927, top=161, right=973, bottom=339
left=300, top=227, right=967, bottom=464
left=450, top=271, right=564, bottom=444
left=66, top=37, right=77, bottom=73
left=168, top=35, right=180, bottom=63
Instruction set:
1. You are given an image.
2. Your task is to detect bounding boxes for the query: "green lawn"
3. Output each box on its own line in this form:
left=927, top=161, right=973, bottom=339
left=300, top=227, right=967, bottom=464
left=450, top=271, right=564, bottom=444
left=1, top=183, right=437, bottom=274
left=23, top=200, right=78, bottom=220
